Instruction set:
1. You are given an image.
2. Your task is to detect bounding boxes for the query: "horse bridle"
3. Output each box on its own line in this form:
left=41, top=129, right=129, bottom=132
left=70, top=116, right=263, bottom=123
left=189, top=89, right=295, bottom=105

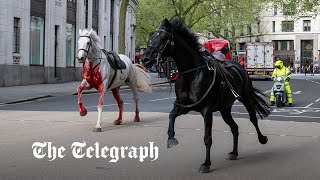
left=154, top=29, right=174, bottom=63
left=77, top=36, right=92, bottom=62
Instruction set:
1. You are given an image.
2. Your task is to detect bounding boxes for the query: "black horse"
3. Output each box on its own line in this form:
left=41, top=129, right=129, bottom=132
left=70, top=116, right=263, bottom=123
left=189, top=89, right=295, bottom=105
left=141, top=18, right=271, bottom=173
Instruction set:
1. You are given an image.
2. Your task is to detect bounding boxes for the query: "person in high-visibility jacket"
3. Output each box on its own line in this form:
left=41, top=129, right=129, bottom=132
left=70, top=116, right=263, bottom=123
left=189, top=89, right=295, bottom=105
left=270, top=59, right=293, bottom=107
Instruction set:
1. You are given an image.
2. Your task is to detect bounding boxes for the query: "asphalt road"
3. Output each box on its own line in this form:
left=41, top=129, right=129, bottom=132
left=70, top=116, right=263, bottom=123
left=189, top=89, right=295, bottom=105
left=0, top=79, right=320, bottom=179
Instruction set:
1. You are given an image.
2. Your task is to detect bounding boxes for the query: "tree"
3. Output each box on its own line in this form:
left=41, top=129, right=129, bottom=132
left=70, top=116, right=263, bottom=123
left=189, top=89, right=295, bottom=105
left=118, top=0, right=130, bottom=54
left=136, top=0, right=213, bottom=48
left=270, top=0, right=320, bottom=15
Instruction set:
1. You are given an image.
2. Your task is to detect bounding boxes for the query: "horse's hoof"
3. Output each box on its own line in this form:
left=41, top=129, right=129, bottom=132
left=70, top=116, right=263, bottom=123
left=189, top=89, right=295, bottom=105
left=93, top=128, right=102, bottom=132
left=79, top=108, right=87, bottom=116
left=167, top=138, right=179, bottom=148
left=198, top=165, right=210, bottom=173
left=134, top=117, right=140, bottom=122
left=259, top=136, right=268, bottom=144
left=113, top=120, right=122, bottom=125
left=226, top=152, right=238, bottom=160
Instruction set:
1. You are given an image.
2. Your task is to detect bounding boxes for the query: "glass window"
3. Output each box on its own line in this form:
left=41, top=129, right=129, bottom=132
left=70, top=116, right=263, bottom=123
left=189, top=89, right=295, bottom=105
left=303, top=20, right=311, bottom=31
left=30, top=16, right=44, bottom=65
left=283, top=3, right=296, bottom=15
left=247, top=25, right=251, bottom=35
left=281, top=21, right=294, bottom=32
left=66, top=23, right=75, bottom=67
left=93, top=0, right=99, bottom=11
left=13, top=17, right=20, bottom=53
left=289, top=41, right=294, bottom=50
left=273, top=41, right=279, bottom=50
left=280, top=41, right=288, bottom=50
left=272, top=21, right=275, bottom=32
left=104, top=0, right=107, bottom=12
left=273, top=5, right=277, bottom=15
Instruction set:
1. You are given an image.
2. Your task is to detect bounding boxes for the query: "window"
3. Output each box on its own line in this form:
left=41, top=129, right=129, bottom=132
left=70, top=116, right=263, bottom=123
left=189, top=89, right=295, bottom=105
left=272, top=21, right=275, bottom=32
left=30, top=16, right=44, bottom=65
left=84, top=0, right=88, bottom=28
left=66, top=23, right=75, bottom=67
left=274, top=41, right=279, bottom=50
left=67, top=0, right=76, bottom=2
left=93, top=0, right=99, bottom=11
left=303, top=20, right=311, bottom=31
left=247, top=25, right=251, bottom=35
left=281, top=21, right=294, bottom=32
left=104, top=0, right=107, bottom=12
left=273, top=5, right=277, bottom=15
left=283, top=3, right=296, bottom=15
left=280, top=41, right=287, bottom=50
left=13, top=17, right=20, bottom=53
left=289, top=41, right=294, bottom=50
left=273, top=40, right=294, bottom=51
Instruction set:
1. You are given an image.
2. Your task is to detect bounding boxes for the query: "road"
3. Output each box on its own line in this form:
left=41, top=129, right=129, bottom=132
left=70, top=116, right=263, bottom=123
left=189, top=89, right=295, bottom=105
left=0, top=79, right=320, bottom=179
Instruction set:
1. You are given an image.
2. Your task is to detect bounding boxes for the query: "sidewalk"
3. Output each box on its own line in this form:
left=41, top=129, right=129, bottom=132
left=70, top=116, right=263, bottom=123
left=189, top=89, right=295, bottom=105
left=0, top=73, right=168, bottom=104
left=291, top=73, right=320, bottom=79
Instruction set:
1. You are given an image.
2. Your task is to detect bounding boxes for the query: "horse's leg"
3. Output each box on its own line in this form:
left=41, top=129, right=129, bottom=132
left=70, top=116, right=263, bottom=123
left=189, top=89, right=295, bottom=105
left=112, top=88, right=124, bottom=125
left=167, top=105, right=182, bottom=148
left=220, top=106, right=239, bottom=160
left=126, top=80, right=140, bottom=122
left=240, top=96, right=268, bottom=144
left=198, top=109, right=213, bottom=173
left=77, top=79, right=90, bottom=116
left=93, top=84, right=106, bottom=132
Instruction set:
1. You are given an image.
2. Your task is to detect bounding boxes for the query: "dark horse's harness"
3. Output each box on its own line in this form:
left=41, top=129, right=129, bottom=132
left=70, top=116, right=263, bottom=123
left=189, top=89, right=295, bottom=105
left=154, top=30, right=240, bottom=109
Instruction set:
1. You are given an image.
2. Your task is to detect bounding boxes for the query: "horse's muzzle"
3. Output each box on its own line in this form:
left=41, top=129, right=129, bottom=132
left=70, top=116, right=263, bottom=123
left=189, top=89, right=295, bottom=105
left=76, top=57, right=86, bottom=63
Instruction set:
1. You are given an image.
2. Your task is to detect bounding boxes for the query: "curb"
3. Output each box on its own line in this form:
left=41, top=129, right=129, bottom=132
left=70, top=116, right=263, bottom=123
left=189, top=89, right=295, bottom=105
left=72, top=80, right=169, bottom=95
left=1, top=95, right=54, bottom=105
left=2, top=81, right=169, bottom=105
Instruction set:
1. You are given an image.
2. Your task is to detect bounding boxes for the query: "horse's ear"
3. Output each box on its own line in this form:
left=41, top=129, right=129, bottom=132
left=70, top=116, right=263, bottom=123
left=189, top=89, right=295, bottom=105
left=164, top=18, right=170, bottom=28
left=89, top=28, right=93, bottom=35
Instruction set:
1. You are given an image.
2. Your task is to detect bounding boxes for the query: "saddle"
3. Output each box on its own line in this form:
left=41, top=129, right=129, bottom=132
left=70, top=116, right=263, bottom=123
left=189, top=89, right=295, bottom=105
left=101, top=49, right=127, bottom=70
left=202, top=50, right=234, bottom=69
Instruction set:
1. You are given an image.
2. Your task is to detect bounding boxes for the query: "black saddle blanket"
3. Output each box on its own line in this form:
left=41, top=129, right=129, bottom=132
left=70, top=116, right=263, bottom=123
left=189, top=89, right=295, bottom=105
left=101, top=49, right=127, bottom=70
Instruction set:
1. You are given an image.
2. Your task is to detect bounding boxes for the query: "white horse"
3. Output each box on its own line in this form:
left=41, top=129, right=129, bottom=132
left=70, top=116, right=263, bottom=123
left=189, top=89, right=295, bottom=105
left=77, top=29, right=152, bottom=132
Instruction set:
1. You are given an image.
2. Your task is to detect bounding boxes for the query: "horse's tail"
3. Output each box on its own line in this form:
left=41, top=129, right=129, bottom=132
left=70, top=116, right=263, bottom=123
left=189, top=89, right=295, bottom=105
left=251, top=86, right=272, bottom=119
left=132, top=64, right=152, bottom=92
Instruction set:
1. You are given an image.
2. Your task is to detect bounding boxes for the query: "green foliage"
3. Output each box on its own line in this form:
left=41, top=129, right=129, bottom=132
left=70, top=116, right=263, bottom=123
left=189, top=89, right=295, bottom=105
left=271, top=0, right=320, bottom=15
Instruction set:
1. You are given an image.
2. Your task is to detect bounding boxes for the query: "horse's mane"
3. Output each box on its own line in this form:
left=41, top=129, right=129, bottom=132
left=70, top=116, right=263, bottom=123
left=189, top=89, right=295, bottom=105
left=169, top=18, right=202, bottom=53
left=79, top=29, right=101, bottom=49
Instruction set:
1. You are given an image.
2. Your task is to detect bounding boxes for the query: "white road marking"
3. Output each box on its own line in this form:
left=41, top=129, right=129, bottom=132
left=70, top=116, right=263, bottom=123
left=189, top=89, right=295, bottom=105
left=195, top=129, right=201, bottom=131
left=305, top=103, right=314, bottom=108
left=233, top=104, right=320, bottom=110
left=280, top=134, right=286, bottom=137
left=231, top=111, right=320, bottom=119
left=149, top=97, right=176, bottom=102
left=249, top=132, right=256, bottom=135
left=86, top=103, right=132, bottom=109
left=315, top=98, right=320, bottom=103
left=292, top=91, right=302, bottom=95
left=223, top=130, right=229, bottom=133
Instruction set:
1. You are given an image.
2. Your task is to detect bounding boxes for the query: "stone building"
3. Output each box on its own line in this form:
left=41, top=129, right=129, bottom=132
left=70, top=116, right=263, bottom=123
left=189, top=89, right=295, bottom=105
left=236, top=4, right=320, bottom=69
left=0, top=0, right=138, bottom=87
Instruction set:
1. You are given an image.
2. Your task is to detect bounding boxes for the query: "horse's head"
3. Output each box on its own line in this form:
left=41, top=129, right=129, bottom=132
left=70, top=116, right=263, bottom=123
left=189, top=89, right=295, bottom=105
left=77, top=29, right=100, bottom=63
left=141, top=19, right=174, bottom=68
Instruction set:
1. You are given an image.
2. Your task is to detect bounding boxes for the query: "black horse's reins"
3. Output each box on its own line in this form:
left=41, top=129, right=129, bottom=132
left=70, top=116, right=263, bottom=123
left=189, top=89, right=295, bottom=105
left=154, top=29, right=239, bottom=108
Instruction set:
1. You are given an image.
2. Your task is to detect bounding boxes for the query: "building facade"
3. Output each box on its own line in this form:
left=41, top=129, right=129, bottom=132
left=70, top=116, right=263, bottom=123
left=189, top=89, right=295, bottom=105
left=236, top=4, right=320, bottom=69
left=0, top=0, right=138, bottom=87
